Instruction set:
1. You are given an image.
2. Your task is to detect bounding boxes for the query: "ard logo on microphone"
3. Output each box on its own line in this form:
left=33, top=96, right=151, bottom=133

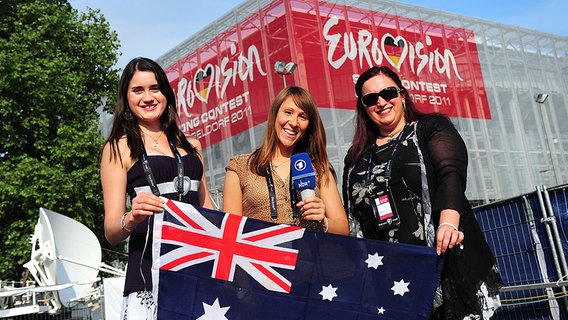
left=294, top=159, right=307, bottom=172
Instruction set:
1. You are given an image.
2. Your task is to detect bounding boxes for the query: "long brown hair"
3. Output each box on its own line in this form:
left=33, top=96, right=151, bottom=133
left=102, top=57, right=196, bottom=164
left=249, top=86, right=334, bottom=185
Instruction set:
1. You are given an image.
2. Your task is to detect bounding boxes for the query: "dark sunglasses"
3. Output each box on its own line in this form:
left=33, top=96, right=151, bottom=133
left=360, top=86, right=401, bottom=107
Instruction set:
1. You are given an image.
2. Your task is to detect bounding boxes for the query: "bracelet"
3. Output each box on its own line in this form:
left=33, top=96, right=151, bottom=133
left=322, top=217, right=329, bottom=233
left=438, top=222, right=459, bottom=231
left=121, top=212, right=133, bottom=232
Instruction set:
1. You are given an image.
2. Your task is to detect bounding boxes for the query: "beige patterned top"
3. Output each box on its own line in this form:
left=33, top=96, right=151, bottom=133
left=225, top=153, right=319, bottom=228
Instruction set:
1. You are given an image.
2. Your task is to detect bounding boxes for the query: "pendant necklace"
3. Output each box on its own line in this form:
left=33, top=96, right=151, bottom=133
left=379, top=124, right=406, bottom=142
left=145, top=131, right=164, bottom=149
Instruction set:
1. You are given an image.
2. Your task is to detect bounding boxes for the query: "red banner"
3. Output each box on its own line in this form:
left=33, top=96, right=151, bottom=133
left=164, top=1, right=490, bottom=148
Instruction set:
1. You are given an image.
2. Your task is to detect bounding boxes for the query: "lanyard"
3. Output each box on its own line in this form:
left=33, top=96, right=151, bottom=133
left=365, top=124, right=408, bottom=186
left=265, top=164, right=298, bottom=222
left=140, top=137, right=185, bottom=200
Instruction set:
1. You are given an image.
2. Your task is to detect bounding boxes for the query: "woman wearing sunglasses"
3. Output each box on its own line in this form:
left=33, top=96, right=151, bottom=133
left=342, top=65, right=502, bottom=319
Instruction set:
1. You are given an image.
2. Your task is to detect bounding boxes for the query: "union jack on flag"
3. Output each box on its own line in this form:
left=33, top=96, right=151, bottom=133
left=151, top=199, right=443, bottom=320
left=157, top=199, right=304, bottom=293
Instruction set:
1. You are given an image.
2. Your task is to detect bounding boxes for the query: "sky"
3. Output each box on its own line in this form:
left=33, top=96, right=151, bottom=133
left=70, top=0, right=568, bottom=69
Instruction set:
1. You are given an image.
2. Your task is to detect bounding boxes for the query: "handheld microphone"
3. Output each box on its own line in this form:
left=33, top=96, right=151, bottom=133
left=291, top=153, right=318, bottom=230
left=291, top=152, right=316, bottom=200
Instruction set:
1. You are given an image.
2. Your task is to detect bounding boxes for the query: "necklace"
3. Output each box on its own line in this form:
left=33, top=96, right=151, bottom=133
left=271, top=158, right=290, bottom=168
left=144, top=130, right=164, bottom=149
left=378, top=124, right=406, bottom=142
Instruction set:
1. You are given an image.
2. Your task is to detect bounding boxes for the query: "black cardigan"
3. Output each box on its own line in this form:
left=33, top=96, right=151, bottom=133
left=418, top=116, right=502, bottom=319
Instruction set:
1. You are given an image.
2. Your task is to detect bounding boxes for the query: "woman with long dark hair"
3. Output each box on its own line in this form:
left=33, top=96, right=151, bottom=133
left=100, top=57, right=214, bottom=318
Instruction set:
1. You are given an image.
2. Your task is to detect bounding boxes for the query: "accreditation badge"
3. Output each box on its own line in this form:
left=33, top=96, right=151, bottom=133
left=370, top=186, right=400, bottom=230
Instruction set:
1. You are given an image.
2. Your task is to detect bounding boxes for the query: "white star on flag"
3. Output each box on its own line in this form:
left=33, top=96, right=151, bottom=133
left=197, top=298, right=230, bottom=320
left=378, top=306, right=386, bottom=314
left=391, top=279, right=410, bottom=296
left=365, top=252, right=384, bottom=269
left=320, top=284, right=338, bottom=301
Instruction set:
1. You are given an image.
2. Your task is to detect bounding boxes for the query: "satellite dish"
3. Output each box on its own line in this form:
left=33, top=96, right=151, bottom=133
left=24, top=208, right=102, bottom=309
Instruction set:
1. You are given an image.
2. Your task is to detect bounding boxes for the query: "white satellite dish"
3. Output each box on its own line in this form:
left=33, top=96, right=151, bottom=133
left=24, top=208, right=103, bottom=309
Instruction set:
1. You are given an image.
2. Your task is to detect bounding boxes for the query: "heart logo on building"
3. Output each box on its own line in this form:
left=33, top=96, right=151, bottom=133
left=382, top=34, right=407, bottom=70
left=194, top=64, right=215, bottom=102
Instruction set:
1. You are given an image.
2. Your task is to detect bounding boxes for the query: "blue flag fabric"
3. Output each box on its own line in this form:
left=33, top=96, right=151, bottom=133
left=151, top=199, right=443, bottom=320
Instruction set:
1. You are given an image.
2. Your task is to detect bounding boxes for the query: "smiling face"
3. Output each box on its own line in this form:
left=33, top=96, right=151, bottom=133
left=275, top=97, right=309, bottom=154
left=361, top=74, right=406, bottom=134
left=127, top=70, right=167, bottom=128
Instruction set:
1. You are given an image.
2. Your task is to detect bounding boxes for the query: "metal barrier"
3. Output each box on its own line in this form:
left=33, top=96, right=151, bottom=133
left=474, top=184, right=568, bottom=319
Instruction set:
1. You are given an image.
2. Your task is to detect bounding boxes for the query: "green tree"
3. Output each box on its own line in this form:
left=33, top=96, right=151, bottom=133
left=0, top=0, right=120, bottom=279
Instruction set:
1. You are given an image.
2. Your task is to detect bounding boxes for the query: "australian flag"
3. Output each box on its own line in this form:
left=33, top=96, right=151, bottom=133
left=151, top=199, right=443, bottom=319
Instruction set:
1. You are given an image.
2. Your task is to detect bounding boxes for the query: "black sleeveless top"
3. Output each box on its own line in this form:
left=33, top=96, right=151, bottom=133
left=123, top=153, right=203, bottom=295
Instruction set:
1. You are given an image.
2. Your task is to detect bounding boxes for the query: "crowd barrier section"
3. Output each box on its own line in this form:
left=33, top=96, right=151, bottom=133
left=474, top=184, right=568, bottom=319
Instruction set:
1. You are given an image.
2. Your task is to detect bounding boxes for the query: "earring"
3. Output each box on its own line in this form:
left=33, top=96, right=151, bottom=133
left=124, top=107, right=133, bottom=121
left=402, top=102, right=407, bottom=112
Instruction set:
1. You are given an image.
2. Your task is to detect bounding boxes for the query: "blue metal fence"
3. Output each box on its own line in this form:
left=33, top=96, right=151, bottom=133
left=474, top=184, right=568, bottom=319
